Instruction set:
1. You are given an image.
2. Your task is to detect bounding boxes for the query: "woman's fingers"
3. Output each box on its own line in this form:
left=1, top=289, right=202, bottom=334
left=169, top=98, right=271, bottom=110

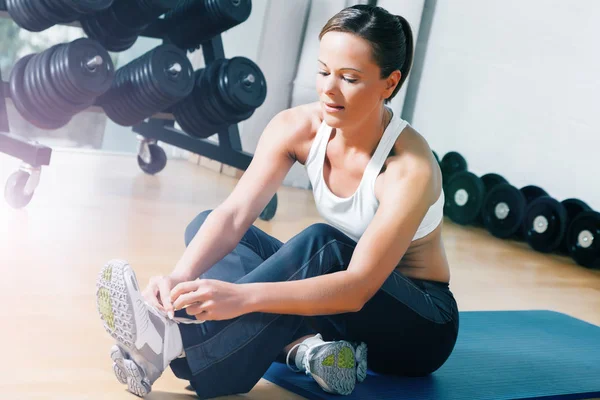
left=184, top=300, right=212, bottom=315
left=172, top=287, right=212, bottom=311
left=158, top=278, right=175, bottom=318
left=142, top=280, right=163, bottom=311
left=170, top=280, right=201, bottom=301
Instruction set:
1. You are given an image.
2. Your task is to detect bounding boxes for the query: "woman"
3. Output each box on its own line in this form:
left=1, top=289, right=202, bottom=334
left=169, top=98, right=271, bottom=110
left=96, top=4, right=459, bottom=399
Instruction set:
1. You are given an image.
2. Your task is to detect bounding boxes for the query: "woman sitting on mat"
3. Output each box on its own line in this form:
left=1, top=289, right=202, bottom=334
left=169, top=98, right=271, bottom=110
left=96, top=4, right=459, bottom=398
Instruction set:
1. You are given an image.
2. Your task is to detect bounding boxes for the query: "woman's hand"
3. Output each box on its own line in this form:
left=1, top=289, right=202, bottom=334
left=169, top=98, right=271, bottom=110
left=142, top=274, right=187, bottom=318
left=170, top=279, right=253, bottom=321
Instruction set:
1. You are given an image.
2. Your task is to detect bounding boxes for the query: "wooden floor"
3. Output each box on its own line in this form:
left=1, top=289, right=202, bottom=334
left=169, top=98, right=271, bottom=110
left=0, top=149, right=598, bottom=400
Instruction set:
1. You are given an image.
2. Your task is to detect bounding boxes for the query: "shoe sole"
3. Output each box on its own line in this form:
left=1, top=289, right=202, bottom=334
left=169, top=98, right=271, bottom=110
left=97, top=260, right=151, bottom=397
left=355, top=342, right=368, bottom=383
left=309, top=341, right=364, bottom=396
left=111, top=345, right=152, bottom=397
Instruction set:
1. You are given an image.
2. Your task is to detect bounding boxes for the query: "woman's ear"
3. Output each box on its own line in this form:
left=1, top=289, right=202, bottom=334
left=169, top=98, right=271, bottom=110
left=384, top=70, right=402, bottom=99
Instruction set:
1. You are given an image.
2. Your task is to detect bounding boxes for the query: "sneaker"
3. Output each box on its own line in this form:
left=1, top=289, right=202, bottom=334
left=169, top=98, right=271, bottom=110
left=96, top=259, right=184, bottom=397
left=287, top=334, right=368, bottom=395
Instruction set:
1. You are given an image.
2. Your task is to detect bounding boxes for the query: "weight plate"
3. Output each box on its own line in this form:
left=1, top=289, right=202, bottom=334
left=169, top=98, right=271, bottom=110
left=480, top=173, right=508, bottom=194
left=559, top=198, right=593, bottom=254
left=146, top=44, right=194, bottom=101
left=7, top=0, right=52, bottom=31
left=223, top=57, right=267, bottom=110
left=440, top=151, right=467, bottom=183
left=481, top=183, right=526, bottom=239
left=48, top=0, right=83, bottom=22
left=443, top=171, right=485, bottom=225
left=173, top=70, right=222, bottom=138
left=120, top=60, right=154, bottom=125
left=68, top=0, right=114, bottom=14
left=199, top=62, right=227, bottom=125
left=112, top=0, right=172, bottom=29
left=23, top=50, right=71, bottom=127
left=80, top=9, right=139, bottom=53
left=523, top=196, right=568, bottom=253
left=207, top=0, right=252, bottom=24
left=566, top=211, right=600, bottom=269
left=38, top=0, right=71, bottom=24
left=520, top=185, right=548, bottom=205
left=36, top=44, right=89, bottom=115
left=9, top=54, right=63, bottom=130
left=562, top=198, right=592, bottom=221
left=210, top=59, right=240, bottom=123
left=132, top=55, right=166, bottom=112
left=66, top=38, right=114, bottom=97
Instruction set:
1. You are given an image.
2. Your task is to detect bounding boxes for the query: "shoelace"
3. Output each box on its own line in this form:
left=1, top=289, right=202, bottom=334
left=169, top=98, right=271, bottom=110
left=147, top=301, right=206, bottom=325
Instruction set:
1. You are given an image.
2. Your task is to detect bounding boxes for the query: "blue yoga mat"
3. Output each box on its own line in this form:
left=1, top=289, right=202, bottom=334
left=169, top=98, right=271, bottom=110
left=263, top=310, right=600, bottom=400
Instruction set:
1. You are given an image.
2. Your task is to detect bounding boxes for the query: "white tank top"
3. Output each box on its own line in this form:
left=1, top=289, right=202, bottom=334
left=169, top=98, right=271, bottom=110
left=304, top=110, right=445, bottom=243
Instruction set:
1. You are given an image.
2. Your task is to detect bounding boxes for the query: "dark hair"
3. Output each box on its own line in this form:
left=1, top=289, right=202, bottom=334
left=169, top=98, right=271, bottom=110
left=319, top=5, right=414, bottom=103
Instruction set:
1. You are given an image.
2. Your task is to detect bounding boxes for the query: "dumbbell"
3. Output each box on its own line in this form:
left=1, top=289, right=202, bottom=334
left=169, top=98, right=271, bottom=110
left=566, top=210, right=600, bottom=269
left=6, top=0, right=113, bottom=32
left=97, top=44, right=195, bottom=127
left=173, top=56, right=267, bottom=138
left=443, top=172, right=507, bottom=226
left=521, top=188, right=570, bottom=253
left=480, top=183, right=532, bottom=239
left=559, top=199, right=591, bottom=254
left=439, top=151, right=467, bottom=184
left=80, top=0, right=175, bottom=52
left=8, top=38, right=114, bottom=130
left=164, top=0, right=252, bottom=52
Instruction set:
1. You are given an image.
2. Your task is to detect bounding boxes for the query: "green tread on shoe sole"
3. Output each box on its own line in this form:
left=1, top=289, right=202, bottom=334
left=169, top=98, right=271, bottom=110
left=338, top=347, right=354, bottom=369
left=322, top=354, right=335, bottom=367
left=102, top=266, right=112, bottom=282
left=97, top=287, right=115, bottom=330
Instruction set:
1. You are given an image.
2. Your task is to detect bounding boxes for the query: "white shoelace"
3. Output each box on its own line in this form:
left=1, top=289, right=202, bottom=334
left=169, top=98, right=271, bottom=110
left=147, top=302, right=206, bottom=325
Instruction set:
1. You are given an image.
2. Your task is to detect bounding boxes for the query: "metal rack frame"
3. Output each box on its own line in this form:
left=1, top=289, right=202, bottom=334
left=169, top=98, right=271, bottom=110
left=0, top=6, right=259, bottom=208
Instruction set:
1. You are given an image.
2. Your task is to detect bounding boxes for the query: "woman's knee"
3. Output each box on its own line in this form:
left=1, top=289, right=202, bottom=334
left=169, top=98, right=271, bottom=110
left=297, top=223, right=350, bottom=243
left=184, top=209, right=213, bottom=247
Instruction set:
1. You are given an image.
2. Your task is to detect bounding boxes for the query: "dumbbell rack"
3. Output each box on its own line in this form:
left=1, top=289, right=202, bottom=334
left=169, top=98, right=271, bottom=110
left=0, top=69, right=53, bottom=208
left=0, top=8, right=273, bottom=216
left=131, top=34, right=254, bottom=173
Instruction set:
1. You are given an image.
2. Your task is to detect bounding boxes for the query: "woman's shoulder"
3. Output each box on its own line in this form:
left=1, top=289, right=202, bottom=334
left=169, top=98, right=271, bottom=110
left=275, top=102, right=323, bottom=139
left=383, top=124, right=442, bottom=203
left=270, top=102, right=323, bottom=163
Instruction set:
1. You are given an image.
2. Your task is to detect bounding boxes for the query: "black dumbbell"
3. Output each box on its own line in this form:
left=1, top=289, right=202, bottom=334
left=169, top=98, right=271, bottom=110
left=9, top=38, right=114, bottom=129
left=522, top=194, right=568, bottom=253
left=440, top=151, right=467, bottom=184
left=443, top=171, right=484, bottom=225
left=444, top=172, right=509, bottom=226
left=80, top=0, right=175, bottom=52
left=7, top=0, right=113, bottom=32
left=559, top=199, right=592, bottom=254
left=480, top=184, right=542, bottom=240
left=173, top=56, right=267, bottom=138
left=164, top=0, right=252, bottom=52
left=566, top=210, right=600, bottom=269
left=97, top=44, right=195, bottom=126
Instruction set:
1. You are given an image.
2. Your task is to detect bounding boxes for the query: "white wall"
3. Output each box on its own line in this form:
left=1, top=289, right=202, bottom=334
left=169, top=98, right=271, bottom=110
left=410, top=0, right=600, bottom=210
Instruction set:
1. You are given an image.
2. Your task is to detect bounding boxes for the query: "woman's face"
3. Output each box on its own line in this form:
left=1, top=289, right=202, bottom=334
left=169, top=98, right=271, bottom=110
left=316, top=31, right=398, bottom=128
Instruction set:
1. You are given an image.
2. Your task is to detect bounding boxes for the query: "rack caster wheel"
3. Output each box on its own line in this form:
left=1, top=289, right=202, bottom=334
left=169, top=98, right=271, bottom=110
left=4, top=167, right=40, bottom=209
left=137, top=139, right=167, bottom=175
left=259, top=193, right=278, bottom=221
